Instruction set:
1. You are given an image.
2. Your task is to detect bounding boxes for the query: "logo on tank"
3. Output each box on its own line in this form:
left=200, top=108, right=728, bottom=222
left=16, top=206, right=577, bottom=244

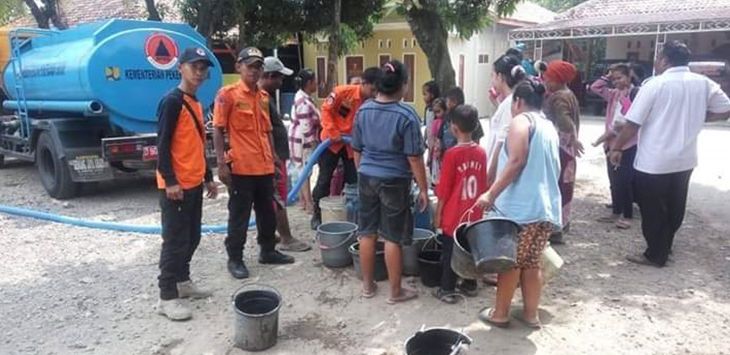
left=144, top=33, right=179, bottom=70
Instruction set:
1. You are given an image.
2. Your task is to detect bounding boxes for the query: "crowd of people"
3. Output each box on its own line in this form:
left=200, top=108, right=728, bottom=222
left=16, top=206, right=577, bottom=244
left=152, top=40, right=730, bottom=327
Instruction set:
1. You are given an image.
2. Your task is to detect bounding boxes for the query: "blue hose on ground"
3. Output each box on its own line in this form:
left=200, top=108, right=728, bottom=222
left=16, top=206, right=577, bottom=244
left=0, top=137, right=350, bottom=235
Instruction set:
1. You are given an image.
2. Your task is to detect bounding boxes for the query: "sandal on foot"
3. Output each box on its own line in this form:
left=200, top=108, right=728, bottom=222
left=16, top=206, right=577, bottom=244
left=597, top=214, right=619, bottom=223
left=432, top=289, right=459, bottom=304
left=387, top=287, right=418, bottom=304
left=361, top=282, right=377, bottom=298
left=279, top=239, right=312, bottom=252
left=615, top=219, right=631, bottom=230
left=478, top=307, right=510, bottom=328
left=518, top=315, right=542, bottom=329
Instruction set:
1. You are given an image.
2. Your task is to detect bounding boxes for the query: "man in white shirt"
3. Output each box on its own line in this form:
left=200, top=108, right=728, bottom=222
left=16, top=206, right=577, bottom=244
left=609, top=41, right=730, bottom=267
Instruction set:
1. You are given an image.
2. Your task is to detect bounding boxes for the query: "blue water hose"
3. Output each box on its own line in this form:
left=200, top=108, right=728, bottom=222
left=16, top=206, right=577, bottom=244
left=0, top=137, right=351, bottom=235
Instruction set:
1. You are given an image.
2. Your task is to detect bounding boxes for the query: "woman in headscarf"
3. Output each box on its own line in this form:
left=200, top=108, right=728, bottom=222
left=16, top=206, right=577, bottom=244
left=542, top=60, right=583, bottom=244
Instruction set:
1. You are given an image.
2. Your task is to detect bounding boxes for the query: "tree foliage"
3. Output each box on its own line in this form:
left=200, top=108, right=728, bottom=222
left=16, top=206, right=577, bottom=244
left=396, top=0, right=520, bottom=91
left=0, top=0, right=25, bottom=26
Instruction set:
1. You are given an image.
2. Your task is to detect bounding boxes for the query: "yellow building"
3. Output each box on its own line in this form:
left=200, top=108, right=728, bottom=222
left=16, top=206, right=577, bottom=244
left=303, top=2, right=554, bottom=117
left=303, top=16, right=432, bottom=115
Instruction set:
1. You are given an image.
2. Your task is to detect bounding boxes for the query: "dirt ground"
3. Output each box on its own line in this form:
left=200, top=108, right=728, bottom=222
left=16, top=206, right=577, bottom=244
left=1, top=120, right=729, bottom=355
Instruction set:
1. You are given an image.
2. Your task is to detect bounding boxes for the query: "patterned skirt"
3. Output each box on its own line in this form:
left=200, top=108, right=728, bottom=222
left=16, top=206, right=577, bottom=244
left=515, top=222, right=554, bottom=269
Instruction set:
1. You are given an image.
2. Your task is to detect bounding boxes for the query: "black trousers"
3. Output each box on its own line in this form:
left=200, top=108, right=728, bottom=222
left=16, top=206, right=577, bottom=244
left=438, top=234, right=475, bottom=292
left=607, top=146, right=637, bottom=218
left=312, top=147, right=357, bottom=212
left=225, top=174, right=277, bottom=261
left=158, top=185, right=203, bottom=300
left=634, top=169, right=693, bottom=266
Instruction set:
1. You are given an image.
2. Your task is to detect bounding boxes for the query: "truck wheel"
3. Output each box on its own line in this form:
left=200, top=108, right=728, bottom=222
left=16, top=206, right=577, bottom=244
left=36, top=132, right=78, bottom=199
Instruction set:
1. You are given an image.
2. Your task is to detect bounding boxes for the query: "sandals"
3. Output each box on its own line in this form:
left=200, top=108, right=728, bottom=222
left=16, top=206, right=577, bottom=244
left=478, top=307, right=510, bottom=328
left=615, top=218, right=631, bottom=230
left=432, top=289, right=459, bottom=304
left=597, top=214, right=619, bottom=223
left=386, top=287, right=418, bottom=304
left=517, top=315, right=542, bottom=329
left=279, top=239, right=312, bottom=252
left=361, top=282, right=377, bottom=298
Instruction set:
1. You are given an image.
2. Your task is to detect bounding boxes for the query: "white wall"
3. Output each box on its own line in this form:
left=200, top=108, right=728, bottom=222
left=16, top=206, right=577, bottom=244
left=448, top=24, right=513, bottom=117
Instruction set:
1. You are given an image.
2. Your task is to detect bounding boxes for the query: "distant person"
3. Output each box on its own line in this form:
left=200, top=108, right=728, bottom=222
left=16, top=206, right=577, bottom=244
left=259, top=57, right=311, bottom=252
left=609, top=41, right=730, bottom=267
left=310, top=67, right=381, bottom=230
left=438, top=87, right=484, bottom=154
left=213, top=47, right=295, bottom=280
left=349, top=76, right=363, bottom=85
left=590, top=63, right=640, bottom=229
left=433, top=105, right=487, bottom=304
left=477, top=79, right=562, bottom=329
left=542, top=60, right=583, bottom=244
left=487, top=54, right=527, bottom=187
left=427, top=98, right=447, bottom=186
left=289, top=69, right=320, bottom=214
left=155, top=47, right=218, bottom=321
left=352, top=60, right=427, bottom=304
left=423, top=80, right=440, bottom=131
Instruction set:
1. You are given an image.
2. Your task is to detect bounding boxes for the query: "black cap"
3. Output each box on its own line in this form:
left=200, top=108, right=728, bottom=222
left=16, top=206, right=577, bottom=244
left=237, top=47, right=264, bottom=65
left=179, top=47, right=214, bottom=67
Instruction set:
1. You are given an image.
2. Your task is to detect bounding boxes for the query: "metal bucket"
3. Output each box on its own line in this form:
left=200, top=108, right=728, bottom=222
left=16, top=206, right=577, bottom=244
left=317, top=222, right=358, bottom=268
left=451, top=224, right=478, bottom=279
left=463, top=217, right=521, bottom=274
left=232, top=284, right=282, bottom=352
left=350, top=241, right=388, bottom=281
left=405, top=327, right=472, bottom=355
left=321, top=195, right=347, bottom=224
left=402, top=228, right=436, bottom=276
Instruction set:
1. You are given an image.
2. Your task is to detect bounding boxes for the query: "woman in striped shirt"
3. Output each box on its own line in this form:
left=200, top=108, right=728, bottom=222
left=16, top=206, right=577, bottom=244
left=289, top=69, right=321, bottom=213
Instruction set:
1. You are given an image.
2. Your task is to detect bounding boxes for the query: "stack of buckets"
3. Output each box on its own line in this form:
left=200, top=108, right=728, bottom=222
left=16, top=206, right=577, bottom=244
left=317, top=185, right=442, bottom=287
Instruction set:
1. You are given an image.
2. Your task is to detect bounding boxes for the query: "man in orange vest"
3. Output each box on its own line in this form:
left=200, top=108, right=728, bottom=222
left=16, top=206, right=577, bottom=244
left=310, top=67, right=382, bottom=230
left=213, top=47, right=295, bottom=280
left=155, top=47, right=218, bottom=320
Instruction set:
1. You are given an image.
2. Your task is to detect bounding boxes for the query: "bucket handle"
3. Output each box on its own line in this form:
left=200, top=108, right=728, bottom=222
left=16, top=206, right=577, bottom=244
left=458, top=202, right=506, bottom=226
left=316, top=230, right=357, bottom=250
left=421, top=233, right=440, bottom=252
left=231, top=283, right=282, bottom=304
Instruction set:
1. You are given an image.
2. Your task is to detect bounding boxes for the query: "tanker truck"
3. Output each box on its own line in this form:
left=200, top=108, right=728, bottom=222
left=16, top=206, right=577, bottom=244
left=0, top=20, right=222, bottom=199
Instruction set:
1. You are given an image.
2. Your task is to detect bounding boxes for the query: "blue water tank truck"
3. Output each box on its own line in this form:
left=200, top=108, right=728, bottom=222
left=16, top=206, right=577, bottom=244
left=0, top=20, right=222, bottom=199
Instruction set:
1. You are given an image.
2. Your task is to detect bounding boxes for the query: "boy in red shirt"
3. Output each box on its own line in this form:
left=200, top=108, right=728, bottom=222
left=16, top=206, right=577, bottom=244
left=433, top=105, right=489, bottom=304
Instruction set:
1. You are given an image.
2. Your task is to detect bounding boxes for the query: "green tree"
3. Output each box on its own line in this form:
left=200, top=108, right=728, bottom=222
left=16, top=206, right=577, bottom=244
left=176, top=0, right=238, bottom=43
left=535, top=0, right=587, bottom=12
left=0, top=0, right=25, bottom=26
left=396, top=0, right=520, bottom=91
left=302, top=0, right=385, bottom=91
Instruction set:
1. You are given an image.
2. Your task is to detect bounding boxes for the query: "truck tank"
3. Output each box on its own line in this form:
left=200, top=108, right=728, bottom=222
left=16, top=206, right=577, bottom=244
left=1, top=19, right=223, bottom=134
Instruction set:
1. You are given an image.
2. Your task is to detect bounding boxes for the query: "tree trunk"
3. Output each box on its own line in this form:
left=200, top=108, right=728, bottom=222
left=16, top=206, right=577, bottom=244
left=43, top=0, right=68, bottom=29
left=404, top=3, right=456, bottom=93
left=325, top=0, right=341, bottom=94
left=24, top=0, right=49, bottom=28
left=145, top=0, right=162, bottom=21
left=235, top=0, right=247, bottom=50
